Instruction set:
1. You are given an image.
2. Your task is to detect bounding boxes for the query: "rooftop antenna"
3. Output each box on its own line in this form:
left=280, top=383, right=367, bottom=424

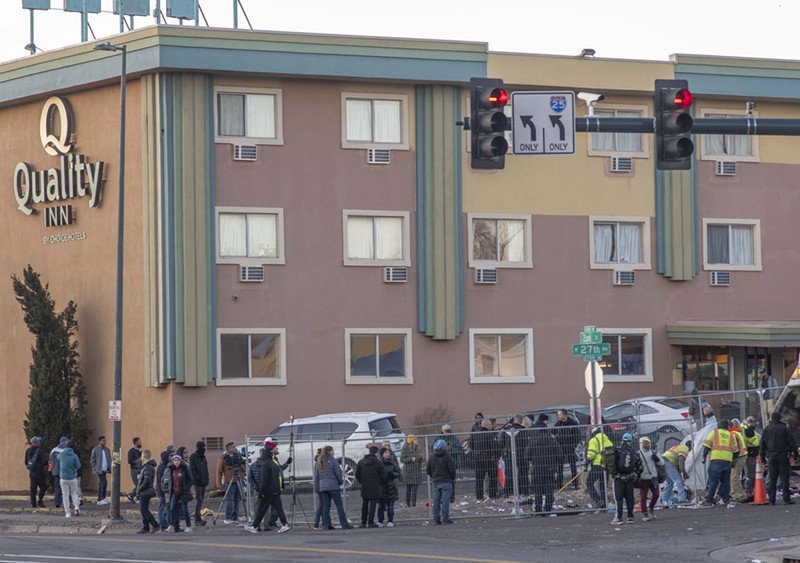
left=22, top=0, right=50, bottom=56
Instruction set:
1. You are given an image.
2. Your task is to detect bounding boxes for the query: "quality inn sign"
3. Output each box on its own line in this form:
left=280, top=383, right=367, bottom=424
left=12, top=96, right=106, bottom=227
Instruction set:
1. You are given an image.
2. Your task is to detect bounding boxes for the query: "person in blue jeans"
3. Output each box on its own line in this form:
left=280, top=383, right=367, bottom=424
left=377, top=447, right=401, bottom=527
left=313, top=446, right=354, bottom=530
left=427, top=439, right=456, bottom=524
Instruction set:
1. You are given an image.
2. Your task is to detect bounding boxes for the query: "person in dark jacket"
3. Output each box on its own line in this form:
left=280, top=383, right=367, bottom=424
left=313, top=445, right=353, bottom=530
left=163, top=454, right=193, bottom=533
left=135, top=450, right=159, bottom=533
left=155, top=446, right=173, bottom=531
left=355, top=445, right=386, bottom=528
left=553, top=409, right=581, bottom=491
left=25, top=436, right=48, bottom=508
left=472, top=419, right=500, bottom=501
left=247, top=448, right=267, bottom=529
left=127, top=437, right=142, bottom=496
left=427, top=439, right=456, bottom=524
left=377, top=447, right=401, bottom=527
left=246, top=445, right=290, bottom=533
left=529, top=424, right=561, bottom=515
left=188, top=441, right=209, bottom=526
left=760, top=411, right=799, bottom=505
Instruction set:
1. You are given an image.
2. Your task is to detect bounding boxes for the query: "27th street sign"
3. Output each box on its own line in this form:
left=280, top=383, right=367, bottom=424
left=511, top=91, right=575, bottom=155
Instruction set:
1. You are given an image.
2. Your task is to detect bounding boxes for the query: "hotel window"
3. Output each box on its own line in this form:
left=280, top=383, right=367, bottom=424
left=343, top=210, right=410, bottom=266
left=589, top=106, right=648, bottom=157
left=703, top=219, right=762, bottom=271
left=590, top=216, right=651, bottom=270
left=700, top=110, right=758, bottom=161
left=598, top=328, right=653, bottom=382
left=216, top=329, right=286, bottom=386
left=216, top=208, right=285, bottom=265
left=468, top=213, right=532, bottom=269
left=341, top=93, right=409, bottom=149
left=345, top=329, right=413, bottom=384
left=215, top=87, right=283, bottom=145
left=469, top=329, right=535, bottom=384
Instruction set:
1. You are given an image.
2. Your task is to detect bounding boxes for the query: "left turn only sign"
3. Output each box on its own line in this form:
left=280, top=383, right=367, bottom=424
left=511, top=91, right=575, bottom=155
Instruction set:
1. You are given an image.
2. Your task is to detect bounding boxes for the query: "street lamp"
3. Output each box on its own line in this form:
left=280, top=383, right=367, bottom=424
left=93, top=41, right=126, bottom=521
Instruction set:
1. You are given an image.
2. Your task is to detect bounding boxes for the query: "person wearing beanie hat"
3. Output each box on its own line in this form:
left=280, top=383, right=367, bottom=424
left=427, top=432, right=456, bottom=525
left=760, top=408, right=799, bottom=505
left=164, top=451, right=193, bottom=532
left=189, top=441, right=209, bottom=526
left=216, top=442, right=244, bottom=524
left=25, top=436, right=48, bottom=508
left=608, top=432, right=642, bottom=525
left=637, top=436, right=663, bottom=521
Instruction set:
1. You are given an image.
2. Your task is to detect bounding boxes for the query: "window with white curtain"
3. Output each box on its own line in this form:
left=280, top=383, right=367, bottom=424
left=215, top=87, right=283, bottom=144
left=343, top=210, right=410, bottom=266
left=216, top=328, right=287, bottom=386
left=589, top=216, right=651, bottom=270
left=703, top=219, right=762, bottom=271
left=468, top=213, right=532, bottom=268
left=700, top=110, right=758, bottom=161
left=589, top=106, right=648, bottom=157
left=469, top=329, right=535, bottom=384
left=345, top=328, right=413, bottom=384
left=216, top=207, right=285, bottom=265
left=341, top=93, right=409, bottom=149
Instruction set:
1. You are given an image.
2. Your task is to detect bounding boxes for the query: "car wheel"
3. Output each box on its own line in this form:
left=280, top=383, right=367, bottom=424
left=341, top=458, right=359, bottom=490
left=662, top=436, right=681, bottom=451
left=659, top=425, right=679, bottom=434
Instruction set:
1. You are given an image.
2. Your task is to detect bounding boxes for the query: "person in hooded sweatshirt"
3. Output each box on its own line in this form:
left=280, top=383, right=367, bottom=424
left=163, top=453, right=194, bottom=533
left=58, top=440, right=81, bottom=518
left=637, top=437, right=663, bottom=522
left=189, top=441, right=209, bottom=526
left=356, top=445, right=387, bottom=528
left=377, top=447, right=401, bottom=527
left=25, top=436, right=48, bottom=508
left=427, top=439, right=456, bottom=525
left=156, top=445, right=174, bottom=531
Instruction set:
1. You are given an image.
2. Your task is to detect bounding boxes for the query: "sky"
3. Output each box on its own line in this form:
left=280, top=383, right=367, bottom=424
left=2, top=0, right=800, bottom=65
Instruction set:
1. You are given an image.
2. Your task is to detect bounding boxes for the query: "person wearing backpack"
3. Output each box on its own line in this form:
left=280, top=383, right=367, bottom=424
left=609, top=433, right=642, bottom=525
left=586, top=426, right=614, bottom=508
left=25, top=437, right=47, bottom=508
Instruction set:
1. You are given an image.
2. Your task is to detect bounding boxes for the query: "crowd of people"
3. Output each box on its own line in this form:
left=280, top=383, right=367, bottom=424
left=21, top=405, right=800, bottom=531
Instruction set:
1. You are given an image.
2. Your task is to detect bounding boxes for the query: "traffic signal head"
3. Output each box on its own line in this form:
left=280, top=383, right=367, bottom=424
left=654, top=79, right=694, bottom=170
left=469, top=77, right=509, bottom=170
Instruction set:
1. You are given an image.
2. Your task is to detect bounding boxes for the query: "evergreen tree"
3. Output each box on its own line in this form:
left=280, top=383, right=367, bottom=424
left=12, top=265, right=90, bottom=466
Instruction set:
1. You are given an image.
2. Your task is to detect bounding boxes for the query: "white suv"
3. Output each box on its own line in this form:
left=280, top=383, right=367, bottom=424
left=241, top=412, right=405, bottom=489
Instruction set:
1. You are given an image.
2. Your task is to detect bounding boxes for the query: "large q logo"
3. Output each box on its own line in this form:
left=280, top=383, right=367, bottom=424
left=39, top=96, right=75, bottom=156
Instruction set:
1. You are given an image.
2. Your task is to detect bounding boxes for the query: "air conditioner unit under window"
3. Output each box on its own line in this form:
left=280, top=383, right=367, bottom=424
left=383, top=266, right=408, bottom=283
left=367, top=148, right=391, bottom=165
left=233, top=144, right=258, bottom=162
left=710, top=271, right=731, bottom=286
left=239, top=265, right=265, bottom=282
left=613, top=270, right=636, bottom=286
left=475, top=268, right=498, bottom=285
left=610, top=156, right=633, bottom=173
left=715, top=161, right=736, bottom=176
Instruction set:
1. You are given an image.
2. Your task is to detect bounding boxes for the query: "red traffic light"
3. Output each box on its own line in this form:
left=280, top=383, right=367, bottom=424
left=673, top=89, right=693, bottom=109
left=488, top=88, right=509, bottom=107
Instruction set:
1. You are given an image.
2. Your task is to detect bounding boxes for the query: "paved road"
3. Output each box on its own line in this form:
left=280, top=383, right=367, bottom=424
left=3, top=502, right=800, bottom=562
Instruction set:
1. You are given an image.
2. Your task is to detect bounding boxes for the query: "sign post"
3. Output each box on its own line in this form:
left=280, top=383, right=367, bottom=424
left=571, top=326, right=610, bottom=425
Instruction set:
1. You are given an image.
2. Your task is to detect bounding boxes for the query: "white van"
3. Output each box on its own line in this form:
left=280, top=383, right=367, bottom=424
left=241, top=412, right=405, bottom=488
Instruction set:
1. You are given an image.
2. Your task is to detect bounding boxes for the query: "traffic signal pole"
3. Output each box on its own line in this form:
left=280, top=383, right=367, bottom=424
left=575, top=116, right=800, bottom=136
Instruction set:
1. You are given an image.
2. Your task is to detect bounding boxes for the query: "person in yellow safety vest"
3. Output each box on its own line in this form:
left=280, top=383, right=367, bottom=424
left=740, top=416, right=761, bottom=500
left=585, top=427, right=613, bottom=508
left=701, top=418, right=746, bottom=508
left=728, top=420, right=747, bottom=501
left=661, top=441, right=692, bottom=506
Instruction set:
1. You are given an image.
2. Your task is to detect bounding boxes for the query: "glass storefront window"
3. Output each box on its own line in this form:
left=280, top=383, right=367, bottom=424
left=682, top=345, right=730, bottom=391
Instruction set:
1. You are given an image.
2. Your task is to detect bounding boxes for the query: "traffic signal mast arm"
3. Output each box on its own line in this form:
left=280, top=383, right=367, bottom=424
left=575, top=116, right=800, bottom=135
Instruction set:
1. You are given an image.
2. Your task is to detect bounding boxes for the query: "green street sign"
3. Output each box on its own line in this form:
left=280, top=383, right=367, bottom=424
left=571, top=343, right=611, bottom=356
left=580, top=331, right=602, bottom=344
left=582, top=354, right=603, bottom=362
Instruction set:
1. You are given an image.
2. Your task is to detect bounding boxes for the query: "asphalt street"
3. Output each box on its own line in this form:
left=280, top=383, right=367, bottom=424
left=2, top=502, right=800, bottom=562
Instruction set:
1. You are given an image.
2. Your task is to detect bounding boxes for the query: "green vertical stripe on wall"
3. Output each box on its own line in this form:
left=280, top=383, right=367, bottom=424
left=655, top=168, right=697, bottom=281
left=415, top=85, right=463, bottom=340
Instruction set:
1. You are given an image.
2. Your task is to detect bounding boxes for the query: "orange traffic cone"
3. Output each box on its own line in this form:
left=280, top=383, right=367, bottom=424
left=752, top=458, right=768, bottom=505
